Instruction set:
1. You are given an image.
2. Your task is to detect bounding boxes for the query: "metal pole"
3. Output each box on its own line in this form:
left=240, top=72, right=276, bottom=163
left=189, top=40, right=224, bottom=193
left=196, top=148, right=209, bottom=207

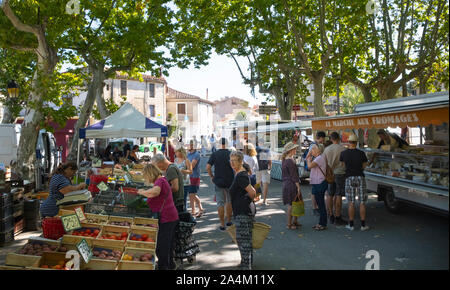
left=76, top=137, right=81, bottom=184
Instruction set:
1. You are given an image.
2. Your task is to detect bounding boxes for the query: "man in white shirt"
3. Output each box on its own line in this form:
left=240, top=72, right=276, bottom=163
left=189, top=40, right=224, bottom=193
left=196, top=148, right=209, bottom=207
left=210, top=133, right=217, bottom=153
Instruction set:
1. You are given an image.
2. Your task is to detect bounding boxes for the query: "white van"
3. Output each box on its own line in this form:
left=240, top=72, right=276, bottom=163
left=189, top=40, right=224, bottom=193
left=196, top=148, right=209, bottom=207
left=0, top=124, right=21, bottom=167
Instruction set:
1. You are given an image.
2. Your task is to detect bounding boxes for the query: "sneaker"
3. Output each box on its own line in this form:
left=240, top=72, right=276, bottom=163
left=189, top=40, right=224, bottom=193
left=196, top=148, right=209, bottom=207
left=360, top=225, right=370, bottom=231
left=345, top=224, right=354, bottom=231
left=226, top=222, right=233, bottom=227
left=313, top=209, right=320, bottom=216
left=219, top=226, right=226, bottom=231
left=329, top=215, right=335, bottom=224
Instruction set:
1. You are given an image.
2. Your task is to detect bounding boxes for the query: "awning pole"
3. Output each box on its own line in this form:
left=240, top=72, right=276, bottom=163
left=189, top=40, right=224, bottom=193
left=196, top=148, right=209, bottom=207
left=76, top=137, right=81, bottom=184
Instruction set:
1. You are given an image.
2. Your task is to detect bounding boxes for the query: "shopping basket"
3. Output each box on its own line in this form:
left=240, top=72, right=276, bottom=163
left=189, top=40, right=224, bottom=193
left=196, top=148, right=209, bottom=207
left=226, top=222, right=271, bottom=249
left=119, top=187, right=144, bottom=208
left=42, top=217, right=65, bottom=240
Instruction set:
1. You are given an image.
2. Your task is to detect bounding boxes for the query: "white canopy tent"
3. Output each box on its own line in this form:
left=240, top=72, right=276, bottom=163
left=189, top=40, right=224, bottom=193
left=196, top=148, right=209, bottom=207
left=77, top=103, right=168, bottom=177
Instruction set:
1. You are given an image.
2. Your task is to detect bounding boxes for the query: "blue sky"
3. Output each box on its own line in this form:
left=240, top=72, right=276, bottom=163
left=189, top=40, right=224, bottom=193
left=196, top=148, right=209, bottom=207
left=164, top=52, right=272, bottom=107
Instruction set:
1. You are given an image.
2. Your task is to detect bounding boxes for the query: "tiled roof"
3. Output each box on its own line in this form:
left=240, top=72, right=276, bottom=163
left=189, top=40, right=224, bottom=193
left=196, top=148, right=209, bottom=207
left=167, top=87, right=215, bottom=105
left=115, top=72, right=167, bottom=83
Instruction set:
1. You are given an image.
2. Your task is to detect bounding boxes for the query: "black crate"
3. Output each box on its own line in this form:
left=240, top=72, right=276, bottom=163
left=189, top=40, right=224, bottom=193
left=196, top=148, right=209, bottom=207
left=0, top=192, right=13, bottom=207
left=13, top=201, right=24, bottom=218
left=84, top=202, right=112, bottom=215
left=92, top=195, right=115, bottom=205
left=0, top=228, right=14, bottom=246
left=0, top=215, right=14, bottom=232
left=0, top=205, right=13, bottom=219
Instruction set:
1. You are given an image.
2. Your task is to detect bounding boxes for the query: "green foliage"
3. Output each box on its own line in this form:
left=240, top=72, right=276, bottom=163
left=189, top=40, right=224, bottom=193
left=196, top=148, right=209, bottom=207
left=235, top=111, right=248, bottom=121
left=92, top=95, right=127, bottom=120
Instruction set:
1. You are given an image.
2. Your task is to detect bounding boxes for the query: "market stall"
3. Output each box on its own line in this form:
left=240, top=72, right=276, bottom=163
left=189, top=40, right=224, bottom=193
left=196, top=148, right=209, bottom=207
left=311, top=91, right=449, bottom=214
left=245, top=120, right=312, bottom=181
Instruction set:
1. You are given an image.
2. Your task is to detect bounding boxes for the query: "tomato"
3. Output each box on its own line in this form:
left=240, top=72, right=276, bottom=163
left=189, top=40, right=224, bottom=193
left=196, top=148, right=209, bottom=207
left=85, top=229, right=91, bottom=234
left=141, top=234, right=148, bottom=240
left=137, top=238, right=143, bottom=241
left=91, top=233, right=97, bottom=237
left=131, top=236, right=137, bottom=241
left=121, top=232, right=128, bottom=238
left=93, top=230, right=100, bottom=235
left=121, top=237, right=127, bottom=240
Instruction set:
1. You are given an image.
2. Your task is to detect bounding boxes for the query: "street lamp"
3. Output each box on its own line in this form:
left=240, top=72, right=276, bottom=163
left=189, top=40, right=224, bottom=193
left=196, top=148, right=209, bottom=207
left=7, top=80, right=19, bottom=99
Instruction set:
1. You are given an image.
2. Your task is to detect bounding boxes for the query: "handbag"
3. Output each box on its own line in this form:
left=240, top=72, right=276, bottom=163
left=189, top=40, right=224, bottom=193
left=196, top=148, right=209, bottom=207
left=291, top=194, right=305, bottom=217
left=318, top=156, right=334, bottom=184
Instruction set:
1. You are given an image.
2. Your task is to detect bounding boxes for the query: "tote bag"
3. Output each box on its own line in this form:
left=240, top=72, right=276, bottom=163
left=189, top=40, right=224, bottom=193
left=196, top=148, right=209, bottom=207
left=291, top=194, right=305, bottom=217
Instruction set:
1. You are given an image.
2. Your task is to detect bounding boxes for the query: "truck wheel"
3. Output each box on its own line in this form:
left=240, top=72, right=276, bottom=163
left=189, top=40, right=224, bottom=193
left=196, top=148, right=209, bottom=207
left=383, top=190, right=402, bottom=213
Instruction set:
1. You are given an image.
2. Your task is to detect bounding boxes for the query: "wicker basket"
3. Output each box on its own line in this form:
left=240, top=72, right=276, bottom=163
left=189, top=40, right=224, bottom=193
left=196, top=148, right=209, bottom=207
left=226, top=222, right=271, bottom=249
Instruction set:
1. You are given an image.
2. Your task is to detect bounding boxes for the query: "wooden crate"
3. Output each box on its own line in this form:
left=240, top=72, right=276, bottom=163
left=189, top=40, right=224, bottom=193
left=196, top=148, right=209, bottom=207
left=56, top=242, right=89, bottom=269
left=84, top=239, right=124, bottom=270
left=85, top=213, right=109, bottom=225
left=96, top=225, right=130, bottom=247
left=126, top=228, right=157, bottom=250
left=62, top=222, right=102, bottom=246
left=60, top=202, right=88, bottom=212
left=118, top=247, right=155, bottom=270
left=132, top=217, right=158, bottom=230
left=5, top=253, right=42, bottom=267
left=27, top=252, right=72, bottom=270
left=107, top=215, right=133, bottom=228
left=57, top=209, right=75, bottom=216
left=0, top=265, right=30, bottom=270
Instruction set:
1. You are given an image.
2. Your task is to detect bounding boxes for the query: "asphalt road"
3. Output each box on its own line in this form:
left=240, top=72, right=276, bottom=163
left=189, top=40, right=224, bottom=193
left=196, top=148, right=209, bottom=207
left=1, top=155, right=448, bottom=270
left=182, top=171, right=449, bottom=270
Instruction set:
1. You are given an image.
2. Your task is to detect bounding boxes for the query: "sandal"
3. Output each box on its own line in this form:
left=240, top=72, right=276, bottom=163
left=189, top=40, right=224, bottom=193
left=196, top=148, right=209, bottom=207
left=286, top=224, right=297, bottom=230
left=293, top=222, right=302, bottom=228
left=313, top=225, right=327, bottom=231
left=195, top=210, right=204, bottom=218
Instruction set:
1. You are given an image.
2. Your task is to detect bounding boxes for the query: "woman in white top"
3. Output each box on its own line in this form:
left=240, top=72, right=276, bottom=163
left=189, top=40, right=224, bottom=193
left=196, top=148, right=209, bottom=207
left=243, top=143, right=259, bottom=187
left=174, top=147, right=193, bottom=212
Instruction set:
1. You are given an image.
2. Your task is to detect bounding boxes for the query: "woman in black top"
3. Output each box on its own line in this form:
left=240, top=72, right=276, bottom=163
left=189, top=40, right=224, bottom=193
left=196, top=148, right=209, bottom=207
left=229, top=151, right=256, bottom=270
left=129, top=145, right=140, bottom=163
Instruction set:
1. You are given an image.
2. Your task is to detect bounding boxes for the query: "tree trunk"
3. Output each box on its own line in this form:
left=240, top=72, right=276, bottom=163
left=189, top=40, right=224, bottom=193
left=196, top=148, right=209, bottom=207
left=377, top=81, right=401, bottom=100
left=15, top=44, right=58, bottom=180
left=418, top=75, right=428, bottom=95
left=67, top=65, right=105, bottom=162
left=360, top=86, right=373, bottom=103
left=96, top=89, right=110, bottom=119
left=312, top=75, right=326, bottom=117
left=277, top=98, right=292, bottom=120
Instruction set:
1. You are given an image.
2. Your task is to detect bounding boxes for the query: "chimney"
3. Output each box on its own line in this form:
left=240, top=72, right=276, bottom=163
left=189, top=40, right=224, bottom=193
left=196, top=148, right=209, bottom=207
left=206, top=88, right=208, bottom=100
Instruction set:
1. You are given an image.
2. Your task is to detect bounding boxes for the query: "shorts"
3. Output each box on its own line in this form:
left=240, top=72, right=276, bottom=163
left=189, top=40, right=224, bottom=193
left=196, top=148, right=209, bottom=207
left=215, top=186, right=231, bottom=208
left=328, top=174, right=346, bottom=197
left=256, top=170, right=271, bottom=184
left=189, top=177, right=200, bottom=194
left=345, top=176, right=368, bottom=204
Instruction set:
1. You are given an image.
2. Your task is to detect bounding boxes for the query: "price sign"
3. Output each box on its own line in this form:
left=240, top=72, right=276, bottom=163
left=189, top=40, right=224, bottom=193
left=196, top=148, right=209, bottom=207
left=74, top=206, right=87, bottom=222
left=97, top=181, right=108, bottom=192
left=124, top=174, right=131, bottom=184
left=61, top=214, right=82, bottom=232
left=76, top=238, right=93, bottom=263
left=92, top=157, right=102, bottom=168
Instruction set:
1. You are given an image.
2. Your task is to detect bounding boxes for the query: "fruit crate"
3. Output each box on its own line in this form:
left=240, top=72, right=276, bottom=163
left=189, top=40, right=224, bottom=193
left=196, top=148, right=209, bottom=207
left=28, top=251, right=78, bottom=270
left=126, top=228, right=157, bottom=250
left=85, top=213, right=109, bottom=225
left=107, top=215, right=133, bottom=228
left=118, top=247, right=155, bottom=270
left=0, top=215, right=14, bottom=232
left=0, top=228, right=14, bottom=246
left=132, top=217, right=158, bottom=230
left=13, top=201, right=24, bottom=218
left=57, top=209, right=75, bottom=216
left=6, top=239, right=60, bottom=267
left=93, top=195, right=115, bottom=205
left=62, top=222, right=102, bottom=245
left=84, top=239, right=123, bottom=270
left=96, top=225, right=130, bottom=247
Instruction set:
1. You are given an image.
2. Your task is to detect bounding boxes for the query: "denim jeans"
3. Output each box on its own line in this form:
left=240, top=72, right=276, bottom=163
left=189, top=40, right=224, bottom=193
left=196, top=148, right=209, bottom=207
left=312, top=180, right=328, bottom=227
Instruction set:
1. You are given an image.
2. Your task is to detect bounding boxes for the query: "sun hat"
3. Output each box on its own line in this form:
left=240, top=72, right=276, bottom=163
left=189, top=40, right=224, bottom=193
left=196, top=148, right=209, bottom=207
left=283, top=142, right=299, bottom=154
left=348, top=134, right=358, bottom=142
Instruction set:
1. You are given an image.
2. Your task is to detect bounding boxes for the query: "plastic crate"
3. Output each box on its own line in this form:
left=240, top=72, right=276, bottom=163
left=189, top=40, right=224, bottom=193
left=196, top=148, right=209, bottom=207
left=0, top=215, right=14, bottom=232
left=92, top=195, right=115, bottom=205
left=42, top=217, right=65, bottom=240
left=0, top=228, right=14, bottom=246
left=13, top=201, right=24, bottom=218
left=0, top=192, right=13, bottom=207
left=0, top=205, right=13, bottom=219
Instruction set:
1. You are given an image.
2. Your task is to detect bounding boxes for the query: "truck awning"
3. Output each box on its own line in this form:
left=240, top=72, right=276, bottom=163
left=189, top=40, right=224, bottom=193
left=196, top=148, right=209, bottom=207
left=312, top=92, right=449, bottom=130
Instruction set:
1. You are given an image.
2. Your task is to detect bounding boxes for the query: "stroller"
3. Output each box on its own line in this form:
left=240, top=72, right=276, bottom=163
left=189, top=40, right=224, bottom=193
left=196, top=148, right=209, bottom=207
left=173, top=212, right=200, bottom=265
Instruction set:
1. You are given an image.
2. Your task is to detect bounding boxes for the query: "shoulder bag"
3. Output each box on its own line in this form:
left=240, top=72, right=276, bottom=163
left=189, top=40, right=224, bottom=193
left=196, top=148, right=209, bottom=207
left=317, top=156, right=335, bottom=184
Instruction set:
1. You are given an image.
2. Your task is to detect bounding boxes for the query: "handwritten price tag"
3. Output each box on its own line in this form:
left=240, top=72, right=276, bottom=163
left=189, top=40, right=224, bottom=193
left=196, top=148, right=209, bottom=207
left=124, top=174, right=131, bottom=184
left=61, top=214, right=82, bottom=232
left=74, top=206, right=87, bottom=222
left=92, top=157, right=102, bottom=168
left=76, top=238, right=92, bottom=263
left=97, top=181, right=108, bottom=191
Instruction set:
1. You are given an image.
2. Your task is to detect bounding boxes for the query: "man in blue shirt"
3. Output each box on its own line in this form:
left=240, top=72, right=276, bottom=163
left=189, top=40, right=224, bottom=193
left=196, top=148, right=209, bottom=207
left=187, top=140, right=204, bottom=217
